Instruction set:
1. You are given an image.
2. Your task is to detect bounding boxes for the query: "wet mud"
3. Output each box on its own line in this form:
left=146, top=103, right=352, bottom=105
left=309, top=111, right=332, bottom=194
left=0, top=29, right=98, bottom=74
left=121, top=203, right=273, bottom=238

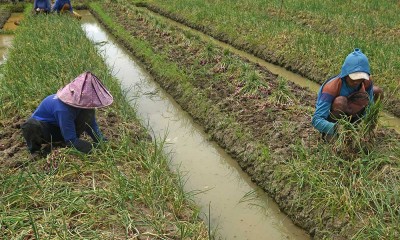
left=0, top=8, right=11, bottom=29
left=0, top=3, right=24, bottom=30
left=89, top=2, right=400, bottom=238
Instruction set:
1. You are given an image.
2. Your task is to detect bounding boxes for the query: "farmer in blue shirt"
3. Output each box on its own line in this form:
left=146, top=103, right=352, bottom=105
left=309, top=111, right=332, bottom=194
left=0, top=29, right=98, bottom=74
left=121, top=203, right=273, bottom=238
left=34, top=0, right=51, bottom=13
left=312, top=48, right=383, bottom=140
left=21, top=72, right=113, bottom=154
left=52, top=0, right=73, bottom=13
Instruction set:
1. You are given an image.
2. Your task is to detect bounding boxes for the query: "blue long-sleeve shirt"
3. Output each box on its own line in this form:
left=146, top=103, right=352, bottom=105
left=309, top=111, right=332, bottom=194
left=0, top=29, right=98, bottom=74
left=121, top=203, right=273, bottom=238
left=31, top=94, right=103, bottom=144
left=312, top=76, right=374, bottom=135
left=34, top=0, right=51, bottom=12
left=52, top=0, right=73, bottom=13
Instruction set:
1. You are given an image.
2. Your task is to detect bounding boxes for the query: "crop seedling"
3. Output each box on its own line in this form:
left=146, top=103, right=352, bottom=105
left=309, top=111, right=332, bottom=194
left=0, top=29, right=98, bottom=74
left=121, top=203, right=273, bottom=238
left=269, top=76, right=294, bottom=105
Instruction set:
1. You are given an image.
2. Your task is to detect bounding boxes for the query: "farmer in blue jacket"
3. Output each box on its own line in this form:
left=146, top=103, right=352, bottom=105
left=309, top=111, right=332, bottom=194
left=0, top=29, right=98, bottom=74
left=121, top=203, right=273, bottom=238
left=52, top=0, right=73, bottom=13
left=21, top=72, right=113, bottom=154
left=34, top=0, right=51, bottom=13
left=312, top=48, right=383, bottom=140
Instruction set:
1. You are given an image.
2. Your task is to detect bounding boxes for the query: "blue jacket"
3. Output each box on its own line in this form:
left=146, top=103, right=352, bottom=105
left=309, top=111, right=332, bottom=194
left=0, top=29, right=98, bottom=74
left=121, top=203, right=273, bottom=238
left=34, top=0, right=51, bottom=12
left=312, top=49, right=374, bottom=135
left=31, top=94, right=103, bottom=144
left=52, top=0, right=73, bottom=13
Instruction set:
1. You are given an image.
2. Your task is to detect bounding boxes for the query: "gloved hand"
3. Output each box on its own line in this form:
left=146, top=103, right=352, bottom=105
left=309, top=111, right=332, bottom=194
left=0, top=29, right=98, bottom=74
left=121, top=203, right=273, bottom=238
left=68, top=139, right=93, bottom=154
left=93, top=137, right=108, bottom=149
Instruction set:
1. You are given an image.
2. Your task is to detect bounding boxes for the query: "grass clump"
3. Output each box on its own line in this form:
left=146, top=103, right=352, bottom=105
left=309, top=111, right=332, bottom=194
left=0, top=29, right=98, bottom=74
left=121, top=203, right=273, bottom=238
left=269, top=76, right=294, bottom=105
left=333, top=100, right=383, bottom=158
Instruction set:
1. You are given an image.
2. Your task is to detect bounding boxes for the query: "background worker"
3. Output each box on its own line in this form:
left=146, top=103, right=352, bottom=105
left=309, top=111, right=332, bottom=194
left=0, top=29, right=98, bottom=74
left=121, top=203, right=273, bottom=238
left=52, top=0, right=73, bottom=13
left=21, top=71, right=113, bottom=154
left=311, top=48, right=383, bottom=140
left=34, top=0, right=51, bottom=14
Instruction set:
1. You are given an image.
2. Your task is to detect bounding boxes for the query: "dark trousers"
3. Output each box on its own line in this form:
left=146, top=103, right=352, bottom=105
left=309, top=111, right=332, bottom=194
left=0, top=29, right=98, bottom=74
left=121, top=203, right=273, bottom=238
left=21, top=110, right=94, bottom=153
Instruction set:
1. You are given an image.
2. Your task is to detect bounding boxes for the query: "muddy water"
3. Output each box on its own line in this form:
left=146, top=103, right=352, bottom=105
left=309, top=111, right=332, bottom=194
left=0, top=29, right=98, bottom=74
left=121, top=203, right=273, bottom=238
left=0, top=34, right=13, bottom=65
left=144, top=8, right=400, bottom=134
left=2, top=13, right=23, bottom=31
left=79, top=11, right=309, bottom=240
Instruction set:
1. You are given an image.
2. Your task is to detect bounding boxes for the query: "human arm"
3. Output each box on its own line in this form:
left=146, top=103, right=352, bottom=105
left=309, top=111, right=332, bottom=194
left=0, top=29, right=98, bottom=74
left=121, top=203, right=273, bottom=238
left=45, top=0, right=51, bottom=12
left=51, top=0, right=60, bottom=12
left=312, top=77, right=343, bottom=135
left=85, top=114, right=107, bottom=143
left=367, top=82, right=374, bottom=105
left=312, top=100, right=336, bottom=135
left=68, top=0, right=73, bottom=12
left=55, top=110, right=93, bottom=153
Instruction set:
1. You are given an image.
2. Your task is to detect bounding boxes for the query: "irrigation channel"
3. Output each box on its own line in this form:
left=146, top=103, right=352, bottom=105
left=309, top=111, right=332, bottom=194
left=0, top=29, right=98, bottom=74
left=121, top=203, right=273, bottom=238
left=0, top=34, right=12, bottom=66
left=0, top=12, right=16, bottom=65
left=78, top=10, right=309, bottom=240
left=2, top=12, right=23, bottom=31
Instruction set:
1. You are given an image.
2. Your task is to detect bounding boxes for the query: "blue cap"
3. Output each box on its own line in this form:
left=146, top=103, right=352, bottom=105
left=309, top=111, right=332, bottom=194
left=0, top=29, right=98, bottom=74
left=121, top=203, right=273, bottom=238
left=339, top=48, right=370, bottom=78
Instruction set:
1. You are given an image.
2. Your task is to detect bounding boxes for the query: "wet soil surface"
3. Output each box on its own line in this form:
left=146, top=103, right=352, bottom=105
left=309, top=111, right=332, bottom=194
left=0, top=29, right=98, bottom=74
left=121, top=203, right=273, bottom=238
left=90, top=2, right=400, bottom=239
left=0, top=8, right=11, bottom=28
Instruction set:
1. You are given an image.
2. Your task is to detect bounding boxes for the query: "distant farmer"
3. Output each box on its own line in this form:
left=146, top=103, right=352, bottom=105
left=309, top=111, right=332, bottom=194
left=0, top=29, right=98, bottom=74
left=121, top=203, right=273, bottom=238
left=52, top=0, right=73, bottom=14
left=312, top=48, right=383, bottom=140
left=21, top=71, right=113, bottom=154
left=34, top=0, right=51, bottom=14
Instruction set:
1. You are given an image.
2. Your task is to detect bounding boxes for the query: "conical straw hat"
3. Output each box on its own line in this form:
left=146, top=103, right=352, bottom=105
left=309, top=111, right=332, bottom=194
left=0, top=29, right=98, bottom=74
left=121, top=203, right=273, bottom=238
left=57, top=71, right=113, bottom=109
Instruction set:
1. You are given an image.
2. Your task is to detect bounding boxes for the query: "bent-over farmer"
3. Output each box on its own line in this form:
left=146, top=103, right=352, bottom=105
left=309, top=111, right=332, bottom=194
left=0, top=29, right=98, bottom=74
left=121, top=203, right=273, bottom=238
left=52, top=0, right=73, bottom=13
left=21, top=71, right=113, bottom=154
left=312, top=48, right=383, bottom=140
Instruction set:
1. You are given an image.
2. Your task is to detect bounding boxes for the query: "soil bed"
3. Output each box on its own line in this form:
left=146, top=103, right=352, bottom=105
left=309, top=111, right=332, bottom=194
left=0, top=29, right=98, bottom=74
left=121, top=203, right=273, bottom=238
left=90, top=1, right=400, bottom=239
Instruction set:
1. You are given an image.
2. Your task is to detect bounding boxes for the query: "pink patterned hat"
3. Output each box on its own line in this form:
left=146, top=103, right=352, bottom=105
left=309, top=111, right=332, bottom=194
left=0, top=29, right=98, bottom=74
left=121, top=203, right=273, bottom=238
left=57, top=71, right=113, bottom=109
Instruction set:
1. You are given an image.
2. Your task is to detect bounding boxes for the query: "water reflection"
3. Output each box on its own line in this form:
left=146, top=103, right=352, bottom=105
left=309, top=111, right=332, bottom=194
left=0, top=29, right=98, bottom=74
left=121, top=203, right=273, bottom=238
left=0, top=35, right=13, bottom=65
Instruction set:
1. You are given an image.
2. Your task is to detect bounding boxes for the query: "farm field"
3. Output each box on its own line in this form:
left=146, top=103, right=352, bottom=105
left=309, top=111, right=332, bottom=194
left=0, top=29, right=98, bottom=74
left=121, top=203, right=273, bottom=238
left=144, top=0, right=400, bottom=118
left=0, top=3, right=208, bottom=239
left=89, top=1, right=400, bottom=239
left=1, top=0, right=399, bottom=239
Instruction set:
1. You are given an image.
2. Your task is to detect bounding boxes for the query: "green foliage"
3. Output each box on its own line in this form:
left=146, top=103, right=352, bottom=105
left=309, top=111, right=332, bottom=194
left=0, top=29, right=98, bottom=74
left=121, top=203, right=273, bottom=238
left=269, top=76, right=294, bottom=105
left=240, top=71, right=267, bottom=95
left=333, top=100, right=383, bottom=158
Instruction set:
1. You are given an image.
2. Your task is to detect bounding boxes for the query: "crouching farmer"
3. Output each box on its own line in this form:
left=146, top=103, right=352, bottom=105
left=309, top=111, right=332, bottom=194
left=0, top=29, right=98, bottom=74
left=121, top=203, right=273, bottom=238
left=21, top=71, right=113, bottom=154
left=312, top=48, right=383, bottom=141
